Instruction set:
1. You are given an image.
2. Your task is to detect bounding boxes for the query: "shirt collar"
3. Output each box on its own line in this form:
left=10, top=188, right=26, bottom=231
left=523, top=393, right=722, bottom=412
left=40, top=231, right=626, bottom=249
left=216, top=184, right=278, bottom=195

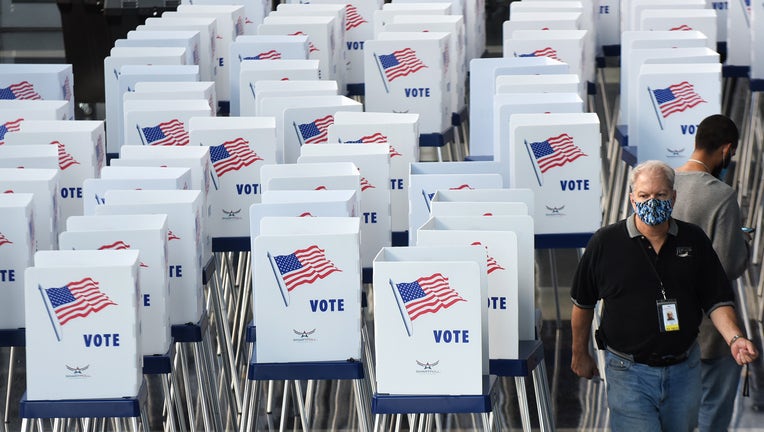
left=627, top=214, right=678, bottom=238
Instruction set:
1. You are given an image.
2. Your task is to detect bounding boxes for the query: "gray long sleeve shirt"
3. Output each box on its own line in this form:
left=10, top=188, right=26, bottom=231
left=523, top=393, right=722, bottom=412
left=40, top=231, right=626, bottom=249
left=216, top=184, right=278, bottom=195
left=672, top=171, right=749, bottom=358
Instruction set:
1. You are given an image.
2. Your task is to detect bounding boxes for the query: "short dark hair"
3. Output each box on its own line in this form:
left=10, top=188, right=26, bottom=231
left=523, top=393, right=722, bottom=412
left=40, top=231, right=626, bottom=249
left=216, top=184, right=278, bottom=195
left=695, top=114, right=739, bottom=152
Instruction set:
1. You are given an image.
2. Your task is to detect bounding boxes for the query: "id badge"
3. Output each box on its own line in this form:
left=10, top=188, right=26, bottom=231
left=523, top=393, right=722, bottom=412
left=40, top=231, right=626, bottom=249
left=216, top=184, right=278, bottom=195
left=657, top=300, right=680, bottom=332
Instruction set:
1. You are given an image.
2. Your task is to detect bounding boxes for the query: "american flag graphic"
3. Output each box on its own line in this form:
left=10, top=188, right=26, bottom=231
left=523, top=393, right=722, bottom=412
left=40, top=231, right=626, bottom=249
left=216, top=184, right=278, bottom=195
left=43, top=278, right=117, bottom=326
left=344, top=133, right=401, bottom=157
left=289, top=32, right=319, bottom=53
left=360, top=176, right=375, bottom=191
left=378, top=48, right=428, bottom=82
left=345, top=4, right=367, bottom=30
left=652, top=81, right=706, bottom=118
left=0, top=118, right=23, bottom=144
left=471, top=241, right=505, bottom=274
left=98, top=240, right=130, bottom=250
left=51, top=140, right=80, bottom=170
left=140, top=119, right=189, bottom=146
left=0, top=81, right=41, bottom=100
left=243, top=50, right=282, bottom=60
left=62, top=76, right=72, bottom=102
left=298, top=115, right=334, bottom=144
left=299, top=212, right=314, bottom=217
left=450, top=184, right=473, bottom=190
left=209, top=138, right=263, bottom=177
left=0, top=232, right=11, bottom=246
left=395, top=273, right=465, bottom=321
left=272, top=245, right=341, bottom=291
left=517, top=47, right=559, bottom=61
left=315, top=185, right=328, bottom=190
left=168, top=230, right=181, bottom=241
left=529, top=133, right=586, bottom=173
left=670, top=24, right=693, bottom=31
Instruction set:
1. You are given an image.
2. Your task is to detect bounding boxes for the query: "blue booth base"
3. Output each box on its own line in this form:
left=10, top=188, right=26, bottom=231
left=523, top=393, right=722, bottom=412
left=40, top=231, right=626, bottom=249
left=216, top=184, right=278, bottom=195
left=489, top=340, right=545, bottom=377
left=372, top=376, right=494, bottom=414
left=143, top=344, right=176, bottom=375
left=248, top=350, right=364, bottom=381
left=211, top=236, right=251, bottom=252
left=0, top=328, right=25, bottom=347
left=19, top=384, right=147, bottom=419
left=171, top=312, right=208, bottom=343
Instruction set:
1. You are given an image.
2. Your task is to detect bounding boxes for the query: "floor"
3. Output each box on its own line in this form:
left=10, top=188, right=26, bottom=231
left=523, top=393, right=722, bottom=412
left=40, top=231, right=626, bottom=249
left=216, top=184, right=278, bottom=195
left=4, top=2, right=764, bottom=432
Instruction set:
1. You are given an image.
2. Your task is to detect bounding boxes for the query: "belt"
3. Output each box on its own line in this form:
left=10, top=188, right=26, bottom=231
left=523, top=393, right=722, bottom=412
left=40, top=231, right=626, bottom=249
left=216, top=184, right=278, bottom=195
left=606, top=346, right=690, bottom=367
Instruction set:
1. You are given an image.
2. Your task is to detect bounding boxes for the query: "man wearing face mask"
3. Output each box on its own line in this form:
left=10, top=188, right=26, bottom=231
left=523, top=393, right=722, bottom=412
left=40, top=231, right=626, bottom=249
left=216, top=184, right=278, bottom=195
left=570, top=160, right=758, bottom=431
left=673, top=114, right=750, bottom=432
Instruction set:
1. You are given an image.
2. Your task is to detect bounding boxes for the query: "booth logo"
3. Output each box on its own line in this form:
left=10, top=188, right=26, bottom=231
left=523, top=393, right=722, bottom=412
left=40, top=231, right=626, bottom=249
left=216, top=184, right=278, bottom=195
left=222, top=208, right=242, bottom=220
left=545, top=205, right=566, bottom=216
left=65, top=364, right=91, bottom=379
left=292, top=328, right=317, bottom=342
left=415, top=360, right=440, bottom=374
left=665, top=148, right=685, bottom=158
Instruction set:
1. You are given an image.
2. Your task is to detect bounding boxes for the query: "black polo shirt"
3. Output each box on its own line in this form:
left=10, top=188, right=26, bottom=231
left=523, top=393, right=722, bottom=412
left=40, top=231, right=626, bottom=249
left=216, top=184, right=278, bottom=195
left=570, top=215, right=735, bottom=358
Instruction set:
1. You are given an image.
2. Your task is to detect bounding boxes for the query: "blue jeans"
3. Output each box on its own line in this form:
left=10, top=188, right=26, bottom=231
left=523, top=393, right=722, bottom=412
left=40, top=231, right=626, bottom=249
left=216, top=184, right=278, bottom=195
left=605, top=343, right=702, bottom=432
left=698, top=355, right=741, bottom=432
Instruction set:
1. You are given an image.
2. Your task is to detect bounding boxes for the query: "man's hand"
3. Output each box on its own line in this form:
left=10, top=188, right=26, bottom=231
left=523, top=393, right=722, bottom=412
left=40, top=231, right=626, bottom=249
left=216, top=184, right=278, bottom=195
left=731, top=336, right=759, bottom=365
left=571, top=351, right=599, bottom=379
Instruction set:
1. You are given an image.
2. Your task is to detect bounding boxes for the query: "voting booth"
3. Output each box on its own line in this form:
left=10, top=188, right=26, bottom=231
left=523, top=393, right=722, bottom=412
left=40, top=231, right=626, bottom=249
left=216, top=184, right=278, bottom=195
left=0, top=145, right=58, bottom=169
left=0, top=64, right=75, bottom=120
left=508, top=113, right=602, bottom=236
left=24, top=250, right=141, bottom=400
left=261, top=162, right=361, bottom=206
left=373, top=246, right=487, bottom=395
left=633, top=63, right=721, bottom=167
left=60, top=214, right=171, bottom=356
left=189, top=116, right=277, bottom=240
left=0, top=168, right=60, bottom=251
left=430, top=188, right=533, bottom=219
left=253, top=80, right=337, bottom=116
left=238, top=59, right=320, bottom=117
left=298, top=143, right=391, bottom=271
left=120, top=30, right=201, bottom=74
left=95, top=190, right=204, bottom=326
left=123, top=99, right=211, bottom=148
left=252, top=217, right=362, bottom=363
left=131, top=81, right=217, bottom=116
left=726, top=0, right=751, bottom=70
left=181, top=0, right=271, bottom=35
left=0, top=193, right=34, bottom=329
left=408, top=161, right=503, bottom=245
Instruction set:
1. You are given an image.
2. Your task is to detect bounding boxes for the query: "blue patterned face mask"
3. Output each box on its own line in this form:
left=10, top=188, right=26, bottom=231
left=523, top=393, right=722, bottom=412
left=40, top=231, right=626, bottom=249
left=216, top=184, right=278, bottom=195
left=634, top=198, right=673, bottom=226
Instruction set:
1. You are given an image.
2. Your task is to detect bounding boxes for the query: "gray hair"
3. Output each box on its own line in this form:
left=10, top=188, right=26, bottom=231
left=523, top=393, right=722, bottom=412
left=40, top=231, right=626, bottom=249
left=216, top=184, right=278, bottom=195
left=629, top=160, right=675, bottom=191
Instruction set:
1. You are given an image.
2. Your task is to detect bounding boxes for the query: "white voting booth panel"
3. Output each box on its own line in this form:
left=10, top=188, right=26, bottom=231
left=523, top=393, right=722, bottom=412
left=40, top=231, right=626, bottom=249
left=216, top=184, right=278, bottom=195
left=0, top=193, right=34, bottom=329
left=385, top=15, right=467, bottom=115
left=256, top=95, right=361, bottom=163
left=129, top=81, right=216, bottom=115
left=374, top=3, right=451, bottom=37
left=104, top=47, right=187, bottom=154
left=503, top=30, right=587, bottom=97
left=469, top=56, right=569, bottom=157
left=328, top=111, right=419, bottom=233
left=365, top=33, right=451, bottom=134
left=373, top=246, right=487, bottom=395
left=254, top=80, right=338, bottom=116
left=0, top=101, right=70, bottom=147
left=171, top=5, right=247, bottom=102
left=123, top=99, right=211, bottom=148
left=430, top=187, right=534, bottom=217
left=140, top=16, right=217, bottom=83
left=25, top=250, right=141, bottom=401
left=417, top=216, right=519, bottom=359
left=508, top=113, right=601, bottom=235
left=258, top=16, right=339, bottom=85
left=503, top=12, right=582, bottom=39
left=229, top=35, right=310, bottom=117
left=634, top=63, right=721, bottom=167
left=260, top=163, right=361, bottom=211
left=752, top=0, right=764, bottom=80
left=619, top=30, right=710, bottom=123
left=189, top=116, right=276, bottom=239
left=272, top=4, right=348, bottom=92
left=597, top=0, right=620, bottom=49
left=298, top=143, right=390, bottom=269
left=623, top=0, right=706, bottom=32
left=252, top=190, right=358, bottom=237
left=726, top=0, right=751, bottom=68
left=495, top=74, right=580, bottom=94
left=96, top=189, right=204, bottom=326
left=0, top=64, right=74, bottom=120
left=705, top=0, right=728, bottom=42
left=113, top=146, right=212, bottom=263
left=60, top=214, right=171, bottom=356
left=493, top=92, right=584, bottom=187
left=625, top=48, right=719, bottom=144
left=123, top=30, right=201, bottom=71
left=253, top=217, right=362, bottom=363
left=238, top=59, right=320, bottom=117
left=639, top=9, right=718, bottom=49
left=82, top=166, right=192, bottom=215
left=181, top=0, right=271, bottom=35
left=118, top=65, right=200, bottom=148
left=408, top=161, right=503, bottom=245
left=0, top=168, right=59, bottom=251
left=0, top=145, right=58, bottom=169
